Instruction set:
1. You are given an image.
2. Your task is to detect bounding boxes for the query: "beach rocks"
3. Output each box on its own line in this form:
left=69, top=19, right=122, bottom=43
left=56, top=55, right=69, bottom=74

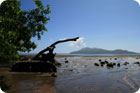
left=69, top=69, right=73, bottom=71
left=100, top=61, right=105, bottom=65
left=133, top=62, right=140, bottom=66
left=94, top=58, right=140, bottom=69
left=94, top=58, right=124, bottom=69
left=106, top=63, right=114, bottom=68
left=94, top=63, right=99, bottom=66
left=98, top=59, right=106, bottom=66
left=99, top=59, right=102, bottom=62
left=104, top=60, right=109, bottom=64
left=101, top=64, right=104, bottom=67
left=65, top=60, right=69, bottom=63
left=65, top=58, right=69, bottom=63
left=134, top=62, right=140, bottom=65
left=117, top=63, right=120, bottom=67
left=124, top=62, right=129, bottom=65
left=114, top=58, right=117, bottom=60
left=113, top=63, right=116, bottom=66
left=96, top=59, right=120, bottom=68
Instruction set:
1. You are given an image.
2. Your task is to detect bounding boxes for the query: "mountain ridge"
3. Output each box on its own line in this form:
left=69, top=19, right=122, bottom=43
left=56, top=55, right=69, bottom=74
left=70, top=47, right=139, bottom=54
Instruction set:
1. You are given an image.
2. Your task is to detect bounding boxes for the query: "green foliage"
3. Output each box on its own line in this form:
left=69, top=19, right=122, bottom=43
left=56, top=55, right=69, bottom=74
left=0, top=0, right=51, bottom=62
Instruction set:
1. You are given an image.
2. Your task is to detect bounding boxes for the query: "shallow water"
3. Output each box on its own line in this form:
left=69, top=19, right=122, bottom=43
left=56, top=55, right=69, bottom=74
left=1, top=56, right=140, bottom=93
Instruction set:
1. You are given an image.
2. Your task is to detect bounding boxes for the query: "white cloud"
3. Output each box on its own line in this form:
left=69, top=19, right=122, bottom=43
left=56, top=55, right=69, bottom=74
left=0, top=0, right=5, bottom=6
left=134, top=0, right=140, bottom=6
left=68, top=37, right=87, bottom=48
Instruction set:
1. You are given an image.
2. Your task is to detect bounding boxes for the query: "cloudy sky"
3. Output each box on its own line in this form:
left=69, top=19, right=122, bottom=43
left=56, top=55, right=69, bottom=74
left=18, top=0, right=140, bottom=53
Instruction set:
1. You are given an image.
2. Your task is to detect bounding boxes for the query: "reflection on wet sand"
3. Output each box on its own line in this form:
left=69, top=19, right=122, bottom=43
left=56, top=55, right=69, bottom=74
left=0, top=56, right=140, bottom=93
left=0, top=73, right=56, bottom=93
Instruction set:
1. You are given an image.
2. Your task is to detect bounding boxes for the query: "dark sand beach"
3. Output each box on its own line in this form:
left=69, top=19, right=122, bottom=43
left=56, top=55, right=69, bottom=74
left=1, top=55, right=140, bottom=93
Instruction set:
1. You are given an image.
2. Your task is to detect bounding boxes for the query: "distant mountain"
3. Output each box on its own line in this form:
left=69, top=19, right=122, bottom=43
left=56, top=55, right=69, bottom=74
left=70, top=47, right=139, bottom=54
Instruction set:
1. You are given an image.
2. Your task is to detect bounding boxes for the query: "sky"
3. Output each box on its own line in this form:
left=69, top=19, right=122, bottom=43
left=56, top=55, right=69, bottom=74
left=16, top=0, right=140, bottom=53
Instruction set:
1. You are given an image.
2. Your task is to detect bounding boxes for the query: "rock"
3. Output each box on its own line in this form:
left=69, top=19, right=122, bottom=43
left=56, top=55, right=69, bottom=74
left=104, top=61, right=109, bottom=64
left=65, top=60, right=69, bottom=63
left=124, top=62, right=129, bottom=65
left=135, top=62, right=139, bottom=64
left=101, top=64, right=104, bottom=67
left=113, top=63, right=116, bottom=66
left=99, top=59, right=102, bottom=62
left=100, top=61, right=105, bottom=65
left=107, top=63, right=114, bottom=68
left=65, top=58, right=69, bottom=63
left=114, top=58, right=117, bottom=60
left=69, top=69, right=73, bottom=71
left=94, top=63, right=99, bottom=66
left=117, top=63, right=120, bottom=67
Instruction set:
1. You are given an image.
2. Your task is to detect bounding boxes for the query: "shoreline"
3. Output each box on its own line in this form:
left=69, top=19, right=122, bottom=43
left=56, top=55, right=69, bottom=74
left=56, top=54, right=140, bottom=58
left=19, top=54, right=140, bottom=57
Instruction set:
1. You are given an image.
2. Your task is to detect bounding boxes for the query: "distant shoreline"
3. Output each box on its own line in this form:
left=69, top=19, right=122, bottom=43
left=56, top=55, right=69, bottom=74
left=19, top=53, right=140, bottom=58
left=56, top=54, right=140, bottom=58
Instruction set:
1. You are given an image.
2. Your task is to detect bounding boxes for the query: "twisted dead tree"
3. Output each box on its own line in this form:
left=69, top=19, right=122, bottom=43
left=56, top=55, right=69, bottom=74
left=33, top=37, right=79, bottom=61
left=11, top=37, right=79, bottom=73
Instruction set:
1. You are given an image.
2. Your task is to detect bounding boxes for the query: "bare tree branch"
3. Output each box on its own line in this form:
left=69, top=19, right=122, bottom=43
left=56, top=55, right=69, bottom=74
left=33, top=37, right=79, bottom=60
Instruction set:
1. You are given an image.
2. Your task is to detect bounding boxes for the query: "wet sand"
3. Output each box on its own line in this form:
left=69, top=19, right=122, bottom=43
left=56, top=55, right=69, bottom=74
left=1, top=56, right=140, bottom=93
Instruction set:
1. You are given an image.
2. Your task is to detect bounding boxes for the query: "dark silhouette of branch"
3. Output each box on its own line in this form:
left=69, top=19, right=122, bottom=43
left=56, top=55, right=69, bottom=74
left=33, top=37, right=79, bottom=60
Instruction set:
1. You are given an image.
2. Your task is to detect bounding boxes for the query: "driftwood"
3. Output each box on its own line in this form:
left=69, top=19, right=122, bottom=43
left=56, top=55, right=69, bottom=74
left=33, top=37, right=79, bottom=60
left=11, top=37, right=79, bottom=73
